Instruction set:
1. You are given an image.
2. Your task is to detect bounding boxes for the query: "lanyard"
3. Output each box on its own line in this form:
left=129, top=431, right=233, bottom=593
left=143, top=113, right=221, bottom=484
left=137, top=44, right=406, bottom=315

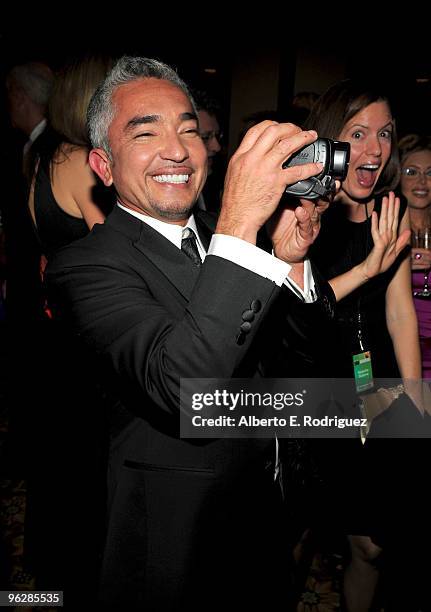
left=352, top=202, right=374, bottom=393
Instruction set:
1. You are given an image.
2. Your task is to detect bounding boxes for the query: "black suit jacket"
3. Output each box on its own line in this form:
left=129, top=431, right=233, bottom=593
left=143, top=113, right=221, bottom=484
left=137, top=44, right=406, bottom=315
left=46, top=205, right=335, bottom=610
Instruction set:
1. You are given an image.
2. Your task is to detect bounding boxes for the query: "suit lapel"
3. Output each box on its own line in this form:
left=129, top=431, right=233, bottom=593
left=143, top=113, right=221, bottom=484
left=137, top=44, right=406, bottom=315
left=106, top=206, right=215, bottom=302
left=134, top=223, right=200, bottom=300
left=194, top=210, right=216, bottom=251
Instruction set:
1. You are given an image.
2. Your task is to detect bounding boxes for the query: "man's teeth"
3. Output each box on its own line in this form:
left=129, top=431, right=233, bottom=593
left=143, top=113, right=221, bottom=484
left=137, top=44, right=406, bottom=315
left=359, top=164, right=379, bottom=170
left=153, top=174, right=189, bottom=184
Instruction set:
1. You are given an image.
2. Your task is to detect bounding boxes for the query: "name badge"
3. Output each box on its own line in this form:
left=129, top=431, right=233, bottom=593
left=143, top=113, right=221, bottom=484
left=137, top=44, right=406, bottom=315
left=352, top=350, right=374, bottom=393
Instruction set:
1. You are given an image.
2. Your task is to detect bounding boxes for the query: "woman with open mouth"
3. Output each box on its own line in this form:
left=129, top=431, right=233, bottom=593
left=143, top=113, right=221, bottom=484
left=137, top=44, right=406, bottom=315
left=301, top=79, right=423, bottom=611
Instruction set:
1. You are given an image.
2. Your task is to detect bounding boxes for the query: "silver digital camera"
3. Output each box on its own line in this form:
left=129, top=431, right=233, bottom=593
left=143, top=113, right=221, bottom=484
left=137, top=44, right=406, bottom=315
left=283, top=138, right=350, bottom=200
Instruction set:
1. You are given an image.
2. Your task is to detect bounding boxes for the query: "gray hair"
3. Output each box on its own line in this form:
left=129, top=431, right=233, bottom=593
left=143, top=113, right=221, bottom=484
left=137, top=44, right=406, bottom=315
left=7, top=62, right=54, bottom=106
left=87, top=56, right=197, bottom=159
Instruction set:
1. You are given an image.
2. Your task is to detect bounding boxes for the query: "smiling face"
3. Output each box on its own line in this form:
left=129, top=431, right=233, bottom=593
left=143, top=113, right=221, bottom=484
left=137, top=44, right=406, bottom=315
left=401, top=149, right=431, bottom=211
left=338, top=101, right=393, bottom=202
left=89, top=77, right=207, bottom=224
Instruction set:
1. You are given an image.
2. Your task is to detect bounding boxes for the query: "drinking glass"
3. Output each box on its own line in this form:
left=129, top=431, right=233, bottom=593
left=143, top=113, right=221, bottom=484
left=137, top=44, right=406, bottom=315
left=413, top=228, right=431, bottom=298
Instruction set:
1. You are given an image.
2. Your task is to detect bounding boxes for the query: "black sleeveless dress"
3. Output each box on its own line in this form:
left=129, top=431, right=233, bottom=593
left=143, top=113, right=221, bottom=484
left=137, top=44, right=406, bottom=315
left=310, top=194, right=407, bottom=379
left=307, top=194, right=412, bottom=537
left=33, top=164, right=89, bottom=259
left=312, top=195, right=431, bottom=608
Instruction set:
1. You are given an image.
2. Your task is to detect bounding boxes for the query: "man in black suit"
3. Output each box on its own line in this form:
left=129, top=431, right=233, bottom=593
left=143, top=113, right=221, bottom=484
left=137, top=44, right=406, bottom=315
left=46, top=56, right=334, bottom=610
left=3, top=61, right=53, bottom=466
left=4, top=61, right=54, bottom=321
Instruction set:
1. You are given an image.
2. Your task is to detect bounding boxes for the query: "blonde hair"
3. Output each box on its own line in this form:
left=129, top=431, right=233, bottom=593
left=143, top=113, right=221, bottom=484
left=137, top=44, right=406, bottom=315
left=49, top=56, right=114, bottom=147
left=398, top=134, right=431, bottom=165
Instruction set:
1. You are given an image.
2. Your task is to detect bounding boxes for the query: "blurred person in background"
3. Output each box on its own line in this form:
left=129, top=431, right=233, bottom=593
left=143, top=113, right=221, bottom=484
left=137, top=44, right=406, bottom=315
left=399, top=134, right=431, bottom=379
left=4, top=61, right=54, bottom=323
left=6, top=61, right=54, bottom=177
left=192, top=89, right=225, bottom=212
left=28, top=55, right=114, bottom=260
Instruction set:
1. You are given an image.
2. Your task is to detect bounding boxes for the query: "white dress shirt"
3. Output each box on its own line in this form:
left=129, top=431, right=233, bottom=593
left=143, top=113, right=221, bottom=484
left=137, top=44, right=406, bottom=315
left=117, top=203, right=316, bottom=302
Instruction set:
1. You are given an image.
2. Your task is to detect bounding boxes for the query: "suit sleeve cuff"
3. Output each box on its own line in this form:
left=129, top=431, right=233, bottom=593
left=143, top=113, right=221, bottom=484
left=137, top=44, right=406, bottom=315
left=208, top=234, right=291, bottom=287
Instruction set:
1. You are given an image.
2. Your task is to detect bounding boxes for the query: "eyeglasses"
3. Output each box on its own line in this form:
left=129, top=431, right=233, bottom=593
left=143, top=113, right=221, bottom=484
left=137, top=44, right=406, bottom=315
left=200, top=130, right=223, bottom=144
left=401, top=167, right=431, bottom=179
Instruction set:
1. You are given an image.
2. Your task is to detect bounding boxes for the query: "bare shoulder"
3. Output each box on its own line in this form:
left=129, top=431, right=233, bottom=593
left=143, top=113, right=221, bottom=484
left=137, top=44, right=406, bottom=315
left=53, top=144, right=96, bottom=186
left=59, top=144, right=93, bottom=171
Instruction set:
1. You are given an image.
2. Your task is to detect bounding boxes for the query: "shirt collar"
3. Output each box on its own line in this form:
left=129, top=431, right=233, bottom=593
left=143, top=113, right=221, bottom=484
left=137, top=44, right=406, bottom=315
left=29, top=118, right=47, bottom=143
left=116, top=202, right=204, bottom=253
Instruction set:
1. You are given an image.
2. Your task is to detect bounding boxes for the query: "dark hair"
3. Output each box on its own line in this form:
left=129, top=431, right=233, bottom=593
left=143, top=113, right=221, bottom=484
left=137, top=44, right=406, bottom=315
left=190, top=89, right=221, bottom=117
left=304, top=79, right=400, bottom=194
left=292, top=91, right=319, bottom=113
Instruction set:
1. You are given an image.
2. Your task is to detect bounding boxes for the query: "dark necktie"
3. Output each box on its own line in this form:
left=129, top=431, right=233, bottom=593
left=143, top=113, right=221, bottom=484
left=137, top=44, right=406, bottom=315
left=181, top=228, right=202, bottom=267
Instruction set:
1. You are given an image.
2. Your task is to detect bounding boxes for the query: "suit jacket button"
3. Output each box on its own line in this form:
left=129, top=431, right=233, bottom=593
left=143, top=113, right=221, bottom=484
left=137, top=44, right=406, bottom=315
left=240, top=321, right=252, bottom=334
left=250, top=299, right=262, bottom=313
left=242, top=309, right=255, bottom=322
left=236, top=331, right=246, bottom=345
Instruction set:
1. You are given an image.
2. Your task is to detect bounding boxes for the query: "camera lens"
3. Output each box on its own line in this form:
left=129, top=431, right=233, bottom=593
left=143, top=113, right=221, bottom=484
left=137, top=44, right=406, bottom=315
left=332, top=142, right=350, bottom=180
